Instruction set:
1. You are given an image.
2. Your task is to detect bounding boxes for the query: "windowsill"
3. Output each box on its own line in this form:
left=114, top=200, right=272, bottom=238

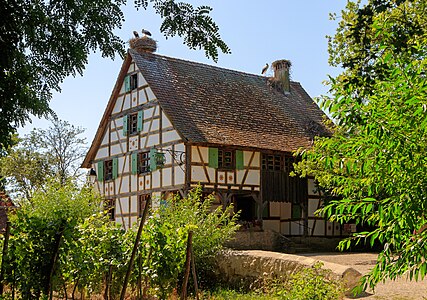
left=217, top=168, right=235, bottom=172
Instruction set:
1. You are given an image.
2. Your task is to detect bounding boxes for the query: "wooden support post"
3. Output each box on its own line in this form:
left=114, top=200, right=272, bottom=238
left=0, top=221, right=11, bottom=296
left=190, top=245, right=199, bottom=300
left=46, top=222, right=66, bottom=299
left=120, top=197, right=151, bottom=300
left=180, top=231, right=193, bottom=300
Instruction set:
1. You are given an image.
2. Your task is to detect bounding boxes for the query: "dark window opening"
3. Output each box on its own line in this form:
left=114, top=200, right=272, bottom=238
left=105, top=199, right=115, bottom=221
left=128, top=113, right=138, bottom=135
left=235, top=195, right=257, bottom=222
left=138, top=151, right=150, bottom=174
left=130, top=73, right=138, bottom=90
left=104, top=160, right=113, bottom=181
left=218, top=149, right=235, bottom=169
left=138, top=194, right=150, bottom=218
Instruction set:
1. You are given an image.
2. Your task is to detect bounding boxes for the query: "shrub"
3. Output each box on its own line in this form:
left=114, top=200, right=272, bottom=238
left=274, top=262, right=345, bottom=300
left=136, top=187, right=240, bottom=298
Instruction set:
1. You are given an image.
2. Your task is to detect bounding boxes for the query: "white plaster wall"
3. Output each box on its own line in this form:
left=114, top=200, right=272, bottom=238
left=101, top=128, right=110, bottom=146
left=146, top=134, right=159, bottom=147
left=138, top=89, right=148, bottom=105
left=191, top=166, right=206, bottom=182
left=95, top=147, right=109, bottom=160
left=119, top=197, right=130, bottom=214
left=245, top=170, right=260, bottom=185
left=110, top=144, right=122, bottom=156
left=152, top=170, right=160, bottom=189
left=120, top=176, right=129, bottom=193
left=138, top=72, right=147, bottom=87
left=123, top=94, right=131, bottom=111
left=162, top=112, right=172, bottom=127
left=163, top=130, right=180, bottom=144
left=162, top=167, right=172, bottom=186
left=146, top=87, right=156, bottom=101
left=175, top=167, right=185, bottom=185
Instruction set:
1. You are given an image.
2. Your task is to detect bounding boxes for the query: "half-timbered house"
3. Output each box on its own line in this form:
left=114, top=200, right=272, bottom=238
left=82, top=37, right=344, bottom=238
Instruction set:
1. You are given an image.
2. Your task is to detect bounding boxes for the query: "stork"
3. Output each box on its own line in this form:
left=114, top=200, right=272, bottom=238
left=261, top=63, right=269, bottom=75
left=133, top=31, right=139, bottom=38
left=141, top=29, right=152, bottom=37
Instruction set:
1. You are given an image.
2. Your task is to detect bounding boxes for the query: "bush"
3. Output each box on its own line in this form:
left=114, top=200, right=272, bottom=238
left=136, top=187, right=240, bottom=298
left=282, top=262, right=345, bottom=300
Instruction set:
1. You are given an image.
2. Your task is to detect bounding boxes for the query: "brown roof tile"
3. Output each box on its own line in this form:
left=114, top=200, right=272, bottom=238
left=131, top=50, right=329, bottom=152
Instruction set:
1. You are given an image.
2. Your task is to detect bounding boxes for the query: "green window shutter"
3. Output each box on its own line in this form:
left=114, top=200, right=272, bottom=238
left=131, top=153, right=138, bottom=175
left=123, top=115, right=128, bottom=136
left=208, top=147, right=218, bottom=168
left=236, top=150, right=244, bottom=170
left=124, top=75, right=131, bottom=92
left=149, top=148, right=157, bottom=172
left=112, top=157, right=118, bottom=179
left=97, top=161, right=104, bottom=181
left=262, top=203, right=269, bottom=218
left=137, top=110, right=144, bottom=132
left=292, top=204, right=302, bottom=219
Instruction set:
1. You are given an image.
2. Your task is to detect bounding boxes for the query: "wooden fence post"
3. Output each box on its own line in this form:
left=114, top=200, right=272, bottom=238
left=46, top=222, right=66, bottom=299
left=119, top=197, right=151, bottom=300
left=180, top=231, right=193, bottom=300
left=190, top=242, right=199, bottom=300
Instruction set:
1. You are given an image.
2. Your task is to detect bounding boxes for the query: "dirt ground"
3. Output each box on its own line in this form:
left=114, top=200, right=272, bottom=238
left=301, top=253, right=427, bottom=300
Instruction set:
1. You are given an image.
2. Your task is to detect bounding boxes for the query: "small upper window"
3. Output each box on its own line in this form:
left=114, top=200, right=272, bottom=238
left=104, top=159, right=113, bottom=181
left=130, top=73, right=138, bottom=90
left=138, top=151, right=150, bottom=174
left=218, top=149, right=234, bottom=170
left=128, top=112, right=138, bottom=135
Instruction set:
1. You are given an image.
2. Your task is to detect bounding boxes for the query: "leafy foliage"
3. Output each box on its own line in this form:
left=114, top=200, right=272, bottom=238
left=0, top=185, right=238, bottom=299
left=4, top=180, right=101, bottom=298
left=295, top=0, right=427, bottom=292
left=0, top=119, right=87, bottom=199
left=1, top=0, right=229, bottom=150
left=136, top=187, right=239, bottom=298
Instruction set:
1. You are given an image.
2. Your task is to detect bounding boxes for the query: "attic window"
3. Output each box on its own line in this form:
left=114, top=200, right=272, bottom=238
left=218, top=148, right=234, bottom=170
left=128, top=112, right=138, bottom=135
left=130, top=73, right=138, bottom=90
left=138, top=151, right=150, bottom=174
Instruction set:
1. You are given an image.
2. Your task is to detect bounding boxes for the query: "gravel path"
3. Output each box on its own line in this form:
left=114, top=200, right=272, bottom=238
left=301, top=253, right=427, bottom=300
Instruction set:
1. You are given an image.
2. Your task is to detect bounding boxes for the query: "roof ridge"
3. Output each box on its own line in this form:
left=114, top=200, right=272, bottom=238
left=128, top=49, right=301, bottom=84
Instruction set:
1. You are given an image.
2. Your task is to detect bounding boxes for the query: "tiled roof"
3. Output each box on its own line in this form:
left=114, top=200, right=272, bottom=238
left=131, top=50, right=329, bottom=152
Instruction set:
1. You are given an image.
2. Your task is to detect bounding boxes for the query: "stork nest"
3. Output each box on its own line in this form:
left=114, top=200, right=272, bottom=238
left=129, top=36, right=157, bottom=53
left=272, top=59, right=292, bottom=69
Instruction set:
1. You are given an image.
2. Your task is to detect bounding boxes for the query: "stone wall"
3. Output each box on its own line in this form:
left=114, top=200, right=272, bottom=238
left=215, top=250, right=362, bottom=291
left=224, top=230, right=283, bottom=251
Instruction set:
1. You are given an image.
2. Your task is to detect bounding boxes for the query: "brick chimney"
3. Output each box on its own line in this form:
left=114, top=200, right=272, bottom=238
left=272, top=59, right=291, bottom=94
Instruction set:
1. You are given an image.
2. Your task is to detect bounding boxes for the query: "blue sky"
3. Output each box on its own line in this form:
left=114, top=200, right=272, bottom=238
left=19, top=1, right=348, bottom=143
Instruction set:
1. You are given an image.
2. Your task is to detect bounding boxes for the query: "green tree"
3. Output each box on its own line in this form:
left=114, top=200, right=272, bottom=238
left=0, top=119, right=87, bottom=199
left=295, top=0, right=427, bottom=292
left=5, top=180, right=101, bottom=299
left=0, top=0, right=229, bottom=150
left=27, top=119, right=87, bottom=184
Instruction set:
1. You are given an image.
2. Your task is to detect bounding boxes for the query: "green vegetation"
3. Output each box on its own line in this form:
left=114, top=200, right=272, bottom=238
left=0, top=119, right=87, bottom=199
left=295, top=0, right=427, bottom=292
left=0, top=184, right=239, bottom=299
left=0, top=0, right=229, bottom=151
left=192, top=262, right=345, bottom=300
